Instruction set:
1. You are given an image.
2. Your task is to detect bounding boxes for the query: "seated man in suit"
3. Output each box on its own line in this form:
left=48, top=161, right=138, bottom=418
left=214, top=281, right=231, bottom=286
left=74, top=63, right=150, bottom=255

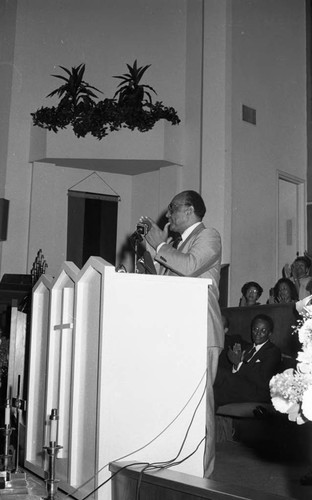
left=214, top=314, right=281, bottom=409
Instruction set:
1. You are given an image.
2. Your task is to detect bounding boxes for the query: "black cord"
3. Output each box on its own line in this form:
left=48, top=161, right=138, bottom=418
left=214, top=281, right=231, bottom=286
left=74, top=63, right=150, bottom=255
left=140, top=375, right=206, bottom=470
left=134, top=378, right=207, bottom=500
left=135, top=464, right=151, bottom=500
left=79, top=461, right=151, bottom=500
left=134, top=435, right=206, bottom=500
left=62, top=371, right=207, bottom=499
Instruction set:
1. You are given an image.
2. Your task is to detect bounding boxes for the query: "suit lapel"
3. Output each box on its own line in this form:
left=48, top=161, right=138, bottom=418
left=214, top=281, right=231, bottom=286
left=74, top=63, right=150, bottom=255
left=250, top=341, right=272, bottom=362
left=178, top=222, right=205, bottom=252
left=158, top=223, right=206, bottom=276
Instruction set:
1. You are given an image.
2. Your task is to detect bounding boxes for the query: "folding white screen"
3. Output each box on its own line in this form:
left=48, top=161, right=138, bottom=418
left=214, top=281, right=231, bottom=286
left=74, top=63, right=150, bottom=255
left=25, top=257, right=210, bottom=500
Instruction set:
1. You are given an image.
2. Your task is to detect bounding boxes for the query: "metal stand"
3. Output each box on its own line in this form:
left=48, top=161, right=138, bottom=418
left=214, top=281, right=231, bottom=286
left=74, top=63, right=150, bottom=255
left=129, top=230, right=143, bottom=273
left=12, top=375, right=27, bottom=473
left=134, top=238, right=139, bottom=272
left=43, top=409, right=62, bottom=500
left=0, top=400, right=14, bottom=477
left=0, top=397, right=28, bottom=495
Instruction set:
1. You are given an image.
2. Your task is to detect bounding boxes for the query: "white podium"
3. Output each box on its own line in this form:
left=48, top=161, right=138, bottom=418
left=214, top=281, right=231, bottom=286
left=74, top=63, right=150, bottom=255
left=25, top=257, right=211, bottom=499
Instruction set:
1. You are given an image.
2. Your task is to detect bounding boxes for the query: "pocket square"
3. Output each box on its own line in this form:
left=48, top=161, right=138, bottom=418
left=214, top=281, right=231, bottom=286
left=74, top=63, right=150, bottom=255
left=255, top=359, right=261, bottom=363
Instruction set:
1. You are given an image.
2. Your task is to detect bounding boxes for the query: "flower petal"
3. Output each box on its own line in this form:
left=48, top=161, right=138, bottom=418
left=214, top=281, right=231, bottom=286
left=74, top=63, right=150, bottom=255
left=302, top=386, right=312, bottom=420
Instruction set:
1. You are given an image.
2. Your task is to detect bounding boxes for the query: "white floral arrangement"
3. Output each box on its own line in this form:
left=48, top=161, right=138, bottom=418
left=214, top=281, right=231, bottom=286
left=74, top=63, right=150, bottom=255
left=269, top=298, right=312, bottom=425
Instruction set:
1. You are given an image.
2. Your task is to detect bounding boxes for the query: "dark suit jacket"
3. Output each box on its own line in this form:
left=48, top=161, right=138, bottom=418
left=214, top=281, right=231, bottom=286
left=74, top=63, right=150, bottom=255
left=154, top=222, right=224, bottom=349
left=214, top=340, right=281, bottom=407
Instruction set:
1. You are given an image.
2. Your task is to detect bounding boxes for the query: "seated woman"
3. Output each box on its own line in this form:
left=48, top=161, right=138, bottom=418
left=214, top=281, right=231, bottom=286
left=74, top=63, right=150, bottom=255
left=267, top=277, right=298, bottom=304
left=239, top=281, right=263, bottom=307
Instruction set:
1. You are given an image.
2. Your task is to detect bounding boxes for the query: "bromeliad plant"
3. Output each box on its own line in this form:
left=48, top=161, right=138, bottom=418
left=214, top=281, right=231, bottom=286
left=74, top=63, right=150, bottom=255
left=113, top=60, right=156, bottom=107
left=31, top=60, right=180, bottom=139
left=46, top=63, right=102, bottom=112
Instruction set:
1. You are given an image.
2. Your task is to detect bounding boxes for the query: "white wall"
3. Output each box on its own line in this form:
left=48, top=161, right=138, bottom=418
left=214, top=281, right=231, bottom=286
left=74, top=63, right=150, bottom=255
left=0, top=0, right=17, bottom=267
left=0, top=0, right=308, bottom=311
left=0, top=0, right=187, bottom=276
left=28, top=163, right=132, bottom=278
left=201, top=0, right=232, bottom=266
left=0, top=0, right=16, bottom=196
left=229, top=0, right=307, bottom=305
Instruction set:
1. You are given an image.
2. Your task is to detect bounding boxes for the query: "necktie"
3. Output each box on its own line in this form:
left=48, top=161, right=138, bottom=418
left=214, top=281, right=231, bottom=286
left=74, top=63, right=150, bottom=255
left=163, top=235, right=182, bottom=276
left=243, top=346, right=256, bottom=363
left=172, top=235, right=182, bottom=249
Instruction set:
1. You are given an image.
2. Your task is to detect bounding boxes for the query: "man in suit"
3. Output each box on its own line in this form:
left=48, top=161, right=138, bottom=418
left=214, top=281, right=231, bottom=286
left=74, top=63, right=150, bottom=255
left=214, top=314, right=281, bottom=408
left=139, top=190, right=224, bottom=478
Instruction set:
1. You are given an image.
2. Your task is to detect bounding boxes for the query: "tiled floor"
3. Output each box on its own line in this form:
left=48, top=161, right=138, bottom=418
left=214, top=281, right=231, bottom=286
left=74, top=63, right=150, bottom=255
left=211, top=440, right=312, bottom=500
left=0, top=471, right=69, bottom=499
left=2, top=414, right=312, bottom=499
left=23, top=446, right=311, bottom=500
left=211, top=413, right=312, bottom=500
left=14, top=440, right=312, bottom=500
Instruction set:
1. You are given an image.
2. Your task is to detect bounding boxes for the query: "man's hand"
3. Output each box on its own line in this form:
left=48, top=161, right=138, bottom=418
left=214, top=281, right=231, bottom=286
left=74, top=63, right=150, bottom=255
left=139, top=217, right=170, bottom=250
left=306, top=278, right=312, bottom=293
left=227, top=343, right=243, bottom=368
left=283, top=263, right=292, bottom=279
left=291, top=263, right=298, bottom=280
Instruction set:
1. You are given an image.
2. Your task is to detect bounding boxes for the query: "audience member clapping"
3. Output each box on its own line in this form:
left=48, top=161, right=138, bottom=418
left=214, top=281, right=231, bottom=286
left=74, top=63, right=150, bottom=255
left=283, top=255, right=312, bottom=300
left=267, top=277, right=298, bottom=304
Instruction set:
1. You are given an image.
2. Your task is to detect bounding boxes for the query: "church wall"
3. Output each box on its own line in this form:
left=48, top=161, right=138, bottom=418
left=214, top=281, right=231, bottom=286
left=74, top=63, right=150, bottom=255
left=201, top=0, right=233, bottom=268
left=0, top=0, right=188, bottom=276
left=0, top=0, right=17, bottom=268
left=0, top=0, right=308, bottom=315
left=0, top=0, right=16, bottom=196
left=182, top=0, right=204, bottom=193
left=28, top=163, right=133, bottom=279
left=229, top=0, right=307, bottom=306
left=130, top=164, right=183, bottom=261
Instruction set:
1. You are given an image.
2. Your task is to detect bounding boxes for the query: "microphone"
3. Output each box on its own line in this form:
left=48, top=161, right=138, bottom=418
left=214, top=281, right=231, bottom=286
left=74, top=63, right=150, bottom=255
left=136, top=219, right=152, bottom=236
left=130, top=219, right=152, bottom=240
left=129, top=219, right=152, bottom=247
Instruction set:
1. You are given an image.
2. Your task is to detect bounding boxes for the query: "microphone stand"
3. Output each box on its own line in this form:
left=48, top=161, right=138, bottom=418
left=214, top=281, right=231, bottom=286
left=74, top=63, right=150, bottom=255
left=129, top=231, right=143, bottom=273
left=134, top=238, right=139, bottom=273
left=130, top=221, right=152, bottom=273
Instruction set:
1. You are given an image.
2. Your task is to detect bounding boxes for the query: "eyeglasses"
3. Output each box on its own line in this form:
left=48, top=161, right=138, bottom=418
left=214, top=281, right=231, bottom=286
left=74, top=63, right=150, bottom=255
left=252, top=327, right=269, bottom=335
left=167, top=202, right=190, bottom=215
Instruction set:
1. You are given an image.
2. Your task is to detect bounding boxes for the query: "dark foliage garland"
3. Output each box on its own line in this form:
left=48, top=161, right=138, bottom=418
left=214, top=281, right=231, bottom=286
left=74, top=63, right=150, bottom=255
left=31, top=62, right=181, bottom=139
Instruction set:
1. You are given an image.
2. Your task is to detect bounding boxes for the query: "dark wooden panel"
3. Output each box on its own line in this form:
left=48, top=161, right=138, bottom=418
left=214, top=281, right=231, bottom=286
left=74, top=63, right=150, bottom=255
left=109, top=461, right=290, bottom=500
left=221, top=302, right=301, bottom=357
left=307, top=204, right=312, bottom=254
left=218, top=264, right=229, bottom=308
left=0, top=199, right=9, bottom=241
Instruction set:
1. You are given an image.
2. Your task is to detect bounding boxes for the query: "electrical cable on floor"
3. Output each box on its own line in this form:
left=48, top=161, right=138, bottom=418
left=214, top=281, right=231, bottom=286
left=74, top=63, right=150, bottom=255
left=133, top=378, right=207, bottom=500
left=79, top=461, right=150, bottom=500
left=62, top=370, right=207, bottom=499
left=81, top=373, right=207, bottom=500
left=135, top=435, right=206, bottom=500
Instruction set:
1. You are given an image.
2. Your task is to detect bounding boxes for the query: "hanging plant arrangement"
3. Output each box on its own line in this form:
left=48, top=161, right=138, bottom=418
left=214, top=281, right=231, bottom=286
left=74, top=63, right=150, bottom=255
left=31, top=61, right=180, bottom=140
